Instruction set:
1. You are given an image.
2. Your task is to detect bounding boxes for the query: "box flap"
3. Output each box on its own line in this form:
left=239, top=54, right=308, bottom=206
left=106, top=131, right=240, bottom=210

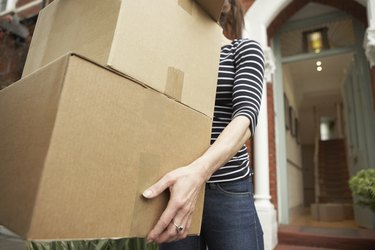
left=195, top=0, right=224, bottom=21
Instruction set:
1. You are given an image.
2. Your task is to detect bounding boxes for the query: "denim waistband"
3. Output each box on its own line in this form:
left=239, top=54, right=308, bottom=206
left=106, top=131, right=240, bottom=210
left=205, top=177, right=252, bottom=190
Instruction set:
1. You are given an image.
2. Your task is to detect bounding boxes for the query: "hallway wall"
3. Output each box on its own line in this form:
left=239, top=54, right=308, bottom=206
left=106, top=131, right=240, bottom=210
left=301, top=145, right=315, bottom=207
left=282, top=65, right=304, bottom=219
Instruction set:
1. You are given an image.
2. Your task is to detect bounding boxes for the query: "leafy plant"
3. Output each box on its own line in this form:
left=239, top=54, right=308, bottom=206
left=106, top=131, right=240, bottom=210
left=26, top=238, right=158, bottom=250
left=349, top=168, right=375, bottom=211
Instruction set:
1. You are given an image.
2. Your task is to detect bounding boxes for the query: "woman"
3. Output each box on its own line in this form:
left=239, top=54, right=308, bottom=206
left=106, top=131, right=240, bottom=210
left=142, top=0, right=265, bottom=249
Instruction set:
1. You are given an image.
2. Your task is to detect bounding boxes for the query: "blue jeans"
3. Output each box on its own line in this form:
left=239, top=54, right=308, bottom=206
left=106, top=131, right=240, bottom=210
left=159, top=178, right=264, bottom=250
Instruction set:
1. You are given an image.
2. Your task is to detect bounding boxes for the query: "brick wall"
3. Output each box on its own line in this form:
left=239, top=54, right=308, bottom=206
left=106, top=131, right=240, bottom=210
left=0, top=18, right=36, bottom=90
left=0, top=0, right=44, bottom=90
left=267, top=84, right=277, bottom=208
left=0, top=0, right=51, bottom=90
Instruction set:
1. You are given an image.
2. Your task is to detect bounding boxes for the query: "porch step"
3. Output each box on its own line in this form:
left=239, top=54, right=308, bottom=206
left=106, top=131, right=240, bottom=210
left=278, top=225, right=375, bottom=250
left=0, top=226, right=25, bottom=250
left=274, top=244, right=337, bottom=250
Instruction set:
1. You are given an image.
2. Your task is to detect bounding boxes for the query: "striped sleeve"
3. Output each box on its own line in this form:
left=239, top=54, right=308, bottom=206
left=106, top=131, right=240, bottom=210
left=231, top=39, right=265, bottom=136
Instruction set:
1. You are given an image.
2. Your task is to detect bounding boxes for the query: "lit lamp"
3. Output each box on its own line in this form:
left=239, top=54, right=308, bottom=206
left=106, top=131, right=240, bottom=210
left=303, top=27, right=329, bottom=53
left=309, top=32, right=323, bottom=53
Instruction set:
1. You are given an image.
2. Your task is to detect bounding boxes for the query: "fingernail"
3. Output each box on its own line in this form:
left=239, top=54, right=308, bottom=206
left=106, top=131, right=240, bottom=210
left=143, top=189, right=152, bottom=198
left=146, top=238, right=153, bottom=243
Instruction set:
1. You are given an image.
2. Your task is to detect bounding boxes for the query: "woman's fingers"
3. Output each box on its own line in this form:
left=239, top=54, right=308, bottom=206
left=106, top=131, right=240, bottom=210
left=178, top=212, right=193, bottom=240
left=177, top=192, right=198, bottom=240
left=153, top=210, right=191, bottom=243
left=156, top=220, right=181, bottom=243
left=144, top=166, right=205, bottom=243
left=143, top=173, right=173, bottom=199
left=146, top=198, right=178, bottom=242
left=154, top=193, right=197, bottom=243
left=146, top=188, right=197, bottom=243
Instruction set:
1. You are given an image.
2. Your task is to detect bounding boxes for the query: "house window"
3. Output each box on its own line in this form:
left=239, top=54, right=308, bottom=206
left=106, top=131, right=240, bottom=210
left=302, top=27, right=329, bottom=53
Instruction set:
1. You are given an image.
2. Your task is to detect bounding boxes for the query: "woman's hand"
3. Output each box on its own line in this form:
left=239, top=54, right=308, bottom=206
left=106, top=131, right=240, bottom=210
left=143, top=163, right=207, bottom=244
left=143, top=116, right=252, bottom=244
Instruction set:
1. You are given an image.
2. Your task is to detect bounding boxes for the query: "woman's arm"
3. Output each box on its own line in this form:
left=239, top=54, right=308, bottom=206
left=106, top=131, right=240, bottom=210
left=143, top=116, right=251, bottom=243
left=144, top=40, right=264, bottom=244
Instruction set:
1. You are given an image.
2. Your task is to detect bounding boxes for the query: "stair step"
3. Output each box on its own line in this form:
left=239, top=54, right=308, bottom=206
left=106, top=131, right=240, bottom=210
left=318, top=182, right=351, bottom=188
left=319, top=191, right=352, bottom=196
left=319, top=198, right=353, bottom=203
left=319, top=183, right=351, bottom=187
left=318, top=177, right=349, bottom=181
left=278, top=225, right=375, bottom=250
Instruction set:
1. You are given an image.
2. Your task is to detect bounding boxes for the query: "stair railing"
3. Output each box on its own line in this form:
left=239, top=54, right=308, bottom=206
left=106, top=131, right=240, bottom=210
left=313, top=106, right=320, bottom=203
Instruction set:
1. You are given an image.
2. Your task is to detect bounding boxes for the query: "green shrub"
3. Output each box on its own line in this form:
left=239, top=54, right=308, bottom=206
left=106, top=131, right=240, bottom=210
left=349, top=168, right=375, bottom=212
left=26, top=238, right=158, bottom=250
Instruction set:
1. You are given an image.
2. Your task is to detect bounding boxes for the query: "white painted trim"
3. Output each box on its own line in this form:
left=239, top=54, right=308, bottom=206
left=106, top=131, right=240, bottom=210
left=246, top=0, right=293, bottom=27
left=272, top=33, right=290, bottom=225
left=264, top=47, right=276, bottom=83
left=6, top=0, right=16, bottom=12
left=0, top=0, right=42, bottom=17
left=364, top=27, right=375, bottom=66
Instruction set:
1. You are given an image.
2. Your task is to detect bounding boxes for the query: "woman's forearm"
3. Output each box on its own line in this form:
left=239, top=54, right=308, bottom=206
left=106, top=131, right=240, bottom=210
left=143, top=115, right=252, bottom=243
left=193, top=115, right=251, bottom=181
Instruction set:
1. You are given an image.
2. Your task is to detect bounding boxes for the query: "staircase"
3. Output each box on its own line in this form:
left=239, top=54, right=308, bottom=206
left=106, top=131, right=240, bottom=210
left=317, top=139, right=352, bottom=204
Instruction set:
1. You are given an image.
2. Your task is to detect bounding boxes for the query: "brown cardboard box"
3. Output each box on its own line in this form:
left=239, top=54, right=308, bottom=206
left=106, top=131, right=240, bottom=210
left=22, top=0, right=224, bottom=118
left=0, top=54, right=211, bottom=240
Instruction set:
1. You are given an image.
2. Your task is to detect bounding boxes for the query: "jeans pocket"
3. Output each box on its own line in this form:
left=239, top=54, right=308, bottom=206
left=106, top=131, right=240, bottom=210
left=215, top=179, right=253, bottom=197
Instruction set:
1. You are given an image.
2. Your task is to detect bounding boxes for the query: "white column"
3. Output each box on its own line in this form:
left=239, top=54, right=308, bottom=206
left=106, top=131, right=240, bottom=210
left=254, top=46, right=278, bottom=250
left=254, top=86, right=272, bottom=206
left=7, top=0, right=16, bottom=10
left=364, top=0, right=375, bottom=66
left=0, top=0, right=16, bottom=16
left=367, top=0, right=375, bottom=27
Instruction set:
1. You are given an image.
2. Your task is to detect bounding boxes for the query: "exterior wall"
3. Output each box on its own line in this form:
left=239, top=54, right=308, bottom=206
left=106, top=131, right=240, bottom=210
left=371, top=67, right=375, bottom=113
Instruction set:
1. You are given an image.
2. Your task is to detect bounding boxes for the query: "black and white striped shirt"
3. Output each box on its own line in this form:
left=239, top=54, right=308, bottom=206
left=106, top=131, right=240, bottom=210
left=208, top=39, right=265, bottom=183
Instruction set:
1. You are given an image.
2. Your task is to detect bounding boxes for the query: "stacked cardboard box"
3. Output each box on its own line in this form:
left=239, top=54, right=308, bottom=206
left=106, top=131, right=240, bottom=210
left=0, top=0, right=224, bottom=241
left=22, top=0, right=223, bottom=118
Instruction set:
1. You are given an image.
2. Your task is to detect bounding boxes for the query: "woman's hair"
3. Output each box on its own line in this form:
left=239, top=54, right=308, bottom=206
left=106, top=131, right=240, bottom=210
left=219, top=0, right=245, bottom=39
